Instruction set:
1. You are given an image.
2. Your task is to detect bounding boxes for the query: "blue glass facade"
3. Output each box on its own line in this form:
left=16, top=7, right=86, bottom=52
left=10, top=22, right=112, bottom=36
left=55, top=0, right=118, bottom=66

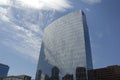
left=36, top=10, right=93, bottom=80
left=0, top=63, right=9, bottom=77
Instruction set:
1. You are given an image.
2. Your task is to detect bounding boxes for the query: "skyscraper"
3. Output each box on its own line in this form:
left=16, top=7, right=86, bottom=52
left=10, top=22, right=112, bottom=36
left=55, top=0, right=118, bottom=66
left=36, top=10, right=93, bottom=80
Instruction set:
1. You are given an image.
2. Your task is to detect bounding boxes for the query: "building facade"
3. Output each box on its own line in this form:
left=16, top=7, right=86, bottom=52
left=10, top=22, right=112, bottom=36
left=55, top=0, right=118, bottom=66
left=62, top=74, right=73, bottom=80
left=0, top=63, right=9, bottom=77
left=36, top=10, right=93, bottom=80
left=2, top=75, right=31, bottom=80
left=90, top=65, right=120, bottom=80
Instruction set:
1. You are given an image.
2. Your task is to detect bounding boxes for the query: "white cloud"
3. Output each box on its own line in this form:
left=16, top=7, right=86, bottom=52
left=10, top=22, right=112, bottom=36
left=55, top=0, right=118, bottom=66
left=81, top=0, right=102, bottom=4
left=0, top=7, right=10, bottom=22
left=1, top=0, right=101, bottom=63
left=0, top=21, right=42, bottom=62
left=0, top=0, right=10, bottom=5
left=0, top=0, right=72, bottom=11
left=16, top=0, right=72, bottom=11
left=0, top=3, right=56, bottom=62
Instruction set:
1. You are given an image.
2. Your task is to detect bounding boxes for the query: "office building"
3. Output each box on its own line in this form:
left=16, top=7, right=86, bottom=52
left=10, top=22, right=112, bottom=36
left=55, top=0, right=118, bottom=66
left=0, top=63, right=9, bottom=77
left=36, top=10, right=93, bottom=80
left=90, top=65, right=120, bottom=80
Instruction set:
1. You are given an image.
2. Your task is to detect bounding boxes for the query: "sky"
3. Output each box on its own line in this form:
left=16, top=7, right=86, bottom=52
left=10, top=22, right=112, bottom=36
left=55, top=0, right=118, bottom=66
left=0, top=0, right=120, bottom=79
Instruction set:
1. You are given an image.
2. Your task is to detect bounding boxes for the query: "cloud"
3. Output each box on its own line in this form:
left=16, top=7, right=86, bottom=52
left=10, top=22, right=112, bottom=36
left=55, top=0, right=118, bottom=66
left=0, top=7, right=10, bottom=22
left=0, top=0, right=72, bottom=11
left=0, top=0, right=102, bottom=63
left=12, top=0, right=72, bottom=11
left=81, top=0, right=102, bottom=4
left=0, top=2, right=57, bottom=62
left=0, top=0, right=10, bottom=5
left=2, top=28, right=41, bottom=61
left=0, top=20, right=41, bottom=61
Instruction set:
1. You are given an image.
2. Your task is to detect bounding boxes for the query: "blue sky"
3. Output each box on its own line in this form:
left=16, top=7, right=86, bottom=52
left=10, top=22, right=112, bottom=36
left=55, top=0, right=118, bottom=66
left=0, top=0, right=120, bottom=79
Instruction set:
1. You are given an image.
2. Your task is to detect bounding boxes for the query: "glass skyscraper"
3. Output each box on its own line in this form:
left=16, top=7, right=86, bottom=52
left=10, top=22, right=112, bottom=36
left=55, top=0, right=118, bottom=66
left=36, top=10, right=93, bottom=80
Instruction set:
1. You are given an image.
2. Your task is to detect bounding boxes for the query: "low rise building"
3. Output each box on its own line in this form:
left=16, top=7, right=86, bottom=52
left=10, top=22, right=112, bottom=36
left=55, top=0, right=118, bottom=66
left=90, top=65, right=120, bottom=80
left=2, top=75, right=31, bottom=80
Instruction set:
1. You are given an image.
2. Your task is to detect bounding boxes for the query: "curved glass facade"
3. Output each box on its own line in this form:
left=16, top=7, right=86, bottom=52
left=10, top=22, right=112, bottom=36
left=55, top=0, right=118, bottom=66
left=36, top=10, right=93, bottom=80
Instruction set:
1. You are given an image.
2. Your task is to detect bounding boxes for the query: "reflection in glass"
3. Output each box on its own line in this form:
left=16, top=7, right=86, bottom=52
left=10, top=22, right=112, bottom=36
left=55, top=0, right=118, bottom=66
left=36, top=10, right=93, bottom=80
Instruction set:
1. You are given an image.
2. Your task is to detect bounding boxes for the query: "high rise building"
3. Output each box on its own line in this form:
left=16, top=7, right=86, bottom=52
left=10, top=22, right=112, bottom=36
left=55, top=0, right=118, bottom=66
left=36, top=10, right=93, bottom=80
left=0, top=63, right=9, bottom=77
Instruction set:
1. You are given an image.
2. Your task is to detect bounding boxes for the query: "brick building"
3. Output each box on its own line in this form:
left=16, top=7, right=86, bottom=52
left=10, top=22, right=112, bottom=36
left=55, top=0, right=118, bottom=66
left=90, top=65, right=120, bottom=80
